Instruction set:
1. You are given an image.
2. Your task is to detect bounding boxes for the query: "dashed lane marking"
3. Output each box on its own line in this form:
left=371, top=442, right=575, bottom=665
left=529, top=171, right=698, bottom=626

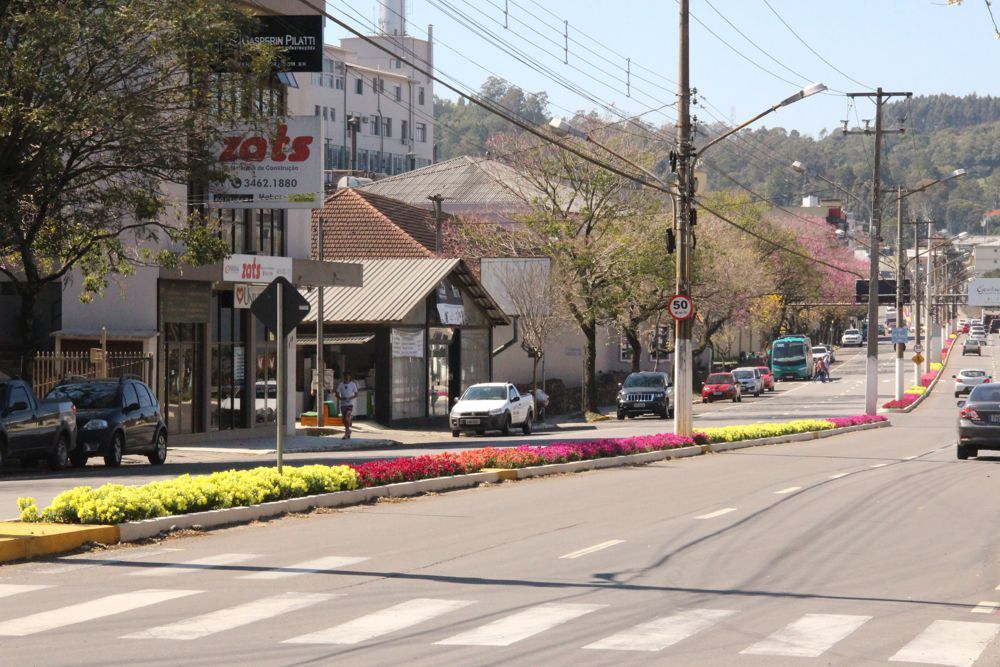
left=775, top=487, right=802, bottom=495
left=695, top=508, right=736, bottom=520
left=560, top=540, right=625, bottom=560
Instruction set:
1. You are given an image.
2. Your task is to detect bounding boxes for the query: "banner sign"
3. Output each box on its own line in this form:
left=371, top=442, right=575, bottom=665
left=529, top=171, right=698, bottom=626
left=435, top=281, right=465, bottom=325
left=392, top=329, right=425, bottom=358
left=233, top=284, right=264, bottom=309
left=224, top=15, right=323, bottom=73
left=223, top=254, right=293, bottom=284
left=968, top=278, right=1000, bottom=306
left=210, top=116, right=322, bottom=209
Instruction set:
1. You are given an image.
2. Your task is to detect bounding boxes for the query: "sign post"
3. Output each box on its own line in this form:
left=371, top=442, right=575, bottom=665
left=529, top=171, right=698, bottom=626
left=276, top=285, right=283, bottom=474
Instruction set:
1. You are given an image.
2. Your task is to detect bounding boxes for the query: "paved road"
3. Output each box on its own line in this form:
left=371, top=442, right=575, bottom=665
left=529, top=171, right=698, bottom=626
left=0, top=341, right=911, bottom=516
left=3, top=337, right=999, bottom=665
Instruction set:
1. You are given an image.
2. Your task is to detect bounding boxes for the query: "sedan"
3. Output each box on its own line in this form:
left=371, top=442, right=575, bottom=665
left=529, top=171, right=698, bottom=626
left=755, top=366, right=775, bottom=392
left=841, top=329, right=863, bottom=346
left=957, top=383, right=1000, bottom=459
left=954, top=368, right=991, bottom=397
left=963, top=339, right=983, bottom=356
left=701, top=372, right=742, bottom=403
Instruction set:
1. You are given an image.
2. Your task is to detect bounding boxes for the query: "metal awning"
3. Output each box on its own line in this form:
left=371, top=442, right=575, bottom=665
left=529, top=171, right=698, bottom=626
left=296, top=333, right=375, bottom=346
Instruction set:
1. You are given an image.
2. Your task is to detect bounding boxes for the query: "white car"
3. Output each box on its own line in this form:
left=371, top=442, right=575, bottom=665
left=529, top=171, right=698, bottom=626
left=450, top=382, right=534, bottom=437
left=970, top=332, right=988, bottom=346
left=812, top=345, right=833, bottom=364
left=954, top=368, right=991, bottom=397
left=841, top=329, right=863, bottom=346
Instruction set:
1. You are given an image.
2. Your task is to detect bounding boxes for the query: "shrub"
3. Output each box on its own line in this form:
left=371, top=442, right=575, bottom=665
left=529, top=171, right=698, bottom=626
left=22, top=465, right=359, bottom=525
left=883, top=394, right=919, bottom=409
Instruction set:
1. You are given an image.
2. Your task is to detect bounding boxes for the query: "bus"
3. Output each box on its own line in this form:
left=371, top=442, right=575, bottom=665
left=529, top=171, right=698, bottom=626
left=770, top=335, right=814, bottom=381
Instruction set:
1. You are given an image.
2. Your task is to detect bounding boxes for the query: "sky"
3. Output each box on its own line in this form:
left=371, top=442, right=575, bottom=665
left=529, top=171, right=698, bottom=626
left=319, top=0, right=998, bottom=140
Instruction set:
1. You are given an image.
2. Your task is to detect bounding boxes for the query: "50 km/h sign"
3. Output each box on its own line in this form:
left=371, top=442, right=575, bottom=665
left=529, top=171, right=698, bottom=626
left=668, top=294, right=695, bottom=321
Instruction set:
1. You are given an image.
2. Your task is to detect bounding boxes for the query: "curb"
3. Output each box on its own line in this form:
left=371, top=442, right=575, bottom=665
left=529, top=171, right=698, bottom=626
left=5, top=420, right=891, bottom=562
left=896, top=339, right=954, bottom=413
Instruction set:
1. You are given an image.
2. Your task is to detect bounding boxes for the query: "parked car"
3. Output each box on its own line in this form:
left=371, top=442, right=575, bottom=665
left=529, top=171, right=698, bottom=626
left=954, top=369, right=991, bottom=397
left=841, top=329, right=863, bottom=346
left=616, top=372, right=673, bottom=420
left=0, top=378, right=78, bottom=470
left=45, top=377, right=167, bottom=467
left=755, top=366, right=775, bottom=392
left=449, top=382, right=534, bottom=437
left=732, top=367, right=763, bottom=398
left=963, top=339, right=983, bottom=356
left=957, top=383, right=1000, bottom=459
left=702, top=372, right=741, bottom=403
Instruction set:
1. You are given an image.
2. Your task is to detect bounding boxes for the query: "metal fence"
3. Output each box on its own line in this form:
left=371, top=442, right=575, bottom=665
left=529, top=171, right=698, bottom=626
left=33, top=351, right=153, bottom=397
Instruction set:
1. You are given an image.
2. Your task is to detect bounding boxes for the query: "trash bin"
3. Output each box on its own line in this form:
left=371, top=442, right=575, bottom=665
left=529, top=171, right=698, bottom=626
left=324, top=400, right=339, bottom=418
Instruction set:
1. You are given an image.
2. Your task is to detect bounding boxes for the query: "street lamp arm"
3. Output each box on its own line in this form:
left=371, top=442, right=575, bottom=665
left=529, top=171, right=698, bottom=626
left=700, top=83, right=827, bottom=155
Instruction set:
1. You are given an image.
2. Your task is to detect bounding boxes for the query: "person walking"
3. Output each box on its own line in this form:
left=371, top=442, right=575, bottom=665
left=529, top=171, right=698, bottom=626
left=336, top=371, right=358, bottom=439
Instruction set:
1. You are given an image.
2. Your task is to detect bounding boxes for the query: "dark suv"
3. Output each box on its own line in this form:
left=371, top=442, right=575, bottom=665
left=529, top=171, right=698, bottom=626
left=617, top=372, right=673, bottom=419
left=45, top=378, right=167, bottom=467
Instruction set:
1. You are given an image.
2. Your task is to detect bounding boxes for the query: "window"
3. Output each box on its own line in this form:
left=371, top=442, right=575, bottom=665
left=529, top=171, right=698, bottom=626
left=393, top=58, right=402, bottom=69
left=335, top=76, right=344, bottom=90
left=138, top=384, right=155, bottom=408
left=394, top=85, right=401, bottom=101
left=371, top=116, right=380, bottom=136
left=416, top=122, right=426, bottom=142
left=9, top=386, right=30, bottom=410
left=328, top=107, right=335, bottom=122
left=400, top=120, right=408, bottom=141
left=418, top=87, right=425, bottom=105
left=314, top=105, right=320, bottom=117
left=121, top=383, right=139, bottom=410
left=378, top=77, right=385, bottom=93
left=354, top=77, right=363, bottom=94
left=322, top=107, right=328, bottom=120
left=383, top=117, right=392, bottom=138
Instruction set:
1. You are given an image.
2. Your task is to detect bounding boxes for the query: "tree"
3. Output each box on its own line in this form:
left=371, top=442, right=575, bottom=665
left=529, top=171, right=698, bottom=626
left=0, top=0, right=277, bottom=379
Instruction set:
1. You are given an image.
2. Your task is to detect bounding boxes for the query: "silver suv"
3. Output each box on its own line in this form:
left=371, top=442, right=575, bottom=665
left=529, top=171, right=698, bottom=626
left=732, top=367, right=763, bottom=398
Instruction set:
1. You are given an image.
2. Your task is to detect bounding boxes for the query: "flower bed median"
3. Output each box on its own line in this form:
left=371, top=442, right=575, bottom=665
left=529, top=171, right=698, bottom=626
left=17, top=416, right=886, bottom=526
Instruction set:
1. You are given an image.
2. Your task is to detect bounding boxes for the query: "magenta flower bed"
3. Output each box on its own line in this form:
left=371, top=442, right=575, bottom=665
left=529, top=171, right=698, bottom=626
left=883, top=395, right=919, bottom=409
left=825, top=415, right=888, bottom=428
left=921, top=371, right=938, bottom=387
left=350, top=418, right=883, bottom=487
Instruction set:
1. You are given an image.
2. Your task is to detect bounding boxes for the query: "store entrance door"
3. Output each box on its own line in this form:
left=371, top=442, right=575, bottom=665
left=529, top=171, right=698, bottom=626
left=428, top=327, right=453, bottom=418
left=163, top=323, right=203, bottom=435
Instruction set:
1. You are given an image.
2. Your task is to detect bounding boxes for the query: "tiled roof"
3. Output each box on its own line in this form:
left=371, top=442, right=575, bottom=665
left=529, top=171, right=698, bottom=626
left=311, top=188, right=448, bottom=259
left=300, top=258, right=509, bottom=325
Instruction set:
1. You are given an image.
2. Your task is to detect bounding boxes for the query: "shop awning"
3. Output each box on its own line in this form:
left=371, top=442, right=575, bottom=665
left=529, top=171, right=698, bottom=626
left=295, top=333, right=375, bottom=346
left=52, top=328, right=159, bottom=340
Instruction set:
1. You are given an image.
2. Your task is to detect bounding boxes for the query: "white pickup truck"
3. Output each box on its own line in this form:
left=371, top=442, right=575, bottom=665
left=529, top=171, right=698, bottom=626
left=449, top=382, right=535, bottom=437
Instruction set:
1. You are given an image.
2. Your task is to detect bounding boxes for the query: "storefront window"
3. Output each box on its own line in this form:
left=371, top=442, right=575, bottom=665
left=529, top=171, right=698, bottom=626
left=391, top=328, right=425, bottom=420
left=428, top=328, right=452, bottom=417
left=255, top=321, right=277, bottom=424
left=209, top=291, right=247, bottom=431
left=460, top=328, right=490, bottom=391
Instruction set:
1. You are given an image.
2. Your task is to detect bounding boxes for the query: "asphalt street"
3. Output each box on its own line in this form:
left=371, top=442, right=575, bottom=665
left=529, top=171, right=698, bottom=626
left=2, top=337, right=999, bottom=665
left=0, top=341, right=904, bottom=516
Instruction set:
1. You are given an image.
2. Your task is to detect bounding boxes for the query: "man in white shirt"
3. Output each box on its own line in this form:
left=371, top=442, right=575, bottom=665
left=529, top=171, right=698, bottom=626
left=335, top=371, right=358, bottom=439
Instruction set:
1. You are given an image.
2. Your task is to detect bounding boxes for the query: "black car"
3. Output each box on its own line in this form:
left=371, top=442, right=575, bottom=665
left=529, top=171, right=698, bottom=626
left=957, top=383, right=1000, bottom=459
left=617, top=372, right=673, bottom=419
left=45, top=378, right=167, bottom=467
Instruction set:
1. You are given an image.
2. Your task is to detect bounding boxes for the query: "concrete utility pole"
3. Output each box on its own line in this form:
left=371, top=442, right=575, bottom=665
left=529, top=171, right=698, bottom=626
left=914, top=222, right=922, bottom=387
left=895, top=186, right=905, bottom=400
left=315, top=216, right=325, bottom=427
left=673, top=0, right=694, bottom=436
left=844, top=88, right=911, bottom=415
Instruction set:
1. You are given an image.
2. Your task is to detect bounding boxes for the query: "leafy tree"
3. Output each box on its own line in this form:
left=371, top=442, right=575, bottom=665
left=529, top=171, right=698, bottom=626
left=0, top=0, right=277, bottom=379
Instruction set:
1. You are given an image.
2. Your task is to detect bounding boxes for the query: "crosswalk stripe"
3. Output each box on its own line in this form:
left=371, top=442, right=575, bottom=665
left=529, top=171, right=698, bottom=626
left=30, top=548, right=183, bottom=575
left=740, top=613, right=871, bottom=657
left=286, top=598, right=473, bottom=645
left=130, top=552, right=258, bottom=577
left=890, top=620, right=1000, bottom=667
left=122, top=592, right=336, bottom=640
left=583, top=608, right=736, bottom=652
left=695, top=508, right=736, bottom=520
left=436, top=603, right=604, bottom=647
left=0, top=584, right=51, bottom=599
left=238, top=556, right=369, bottom=580
left=971, top=601, right=999, bottom=615
left=0, top=589, right=200, bottom=636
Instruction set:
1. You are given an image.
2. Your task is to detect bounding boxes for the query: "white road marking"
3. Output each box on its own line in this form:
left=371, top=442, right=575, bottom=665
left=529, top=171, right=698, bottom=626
left=740, top=613, right=870, bottom=657
left=695, top=508, right=736, bottom=520
left=123, top=592, right=336, bottom=640
left=890, top=620, right=1000, bottom=666
left=0, top=584, right=50, bottom=599
left=239, top=556, right=369, bottom=580
left=584, top=608, right=736, bottom=652
left=559, top=540, right=625, bottom=560
left=829, top=473, right=850, bottom=479
left=436, top=603, right=604, bottom=646
left=288, top=598, right=473, bottom=645
left=0, top=589, right=200, bottom=636
left=871, top=463, right=889, bottom=469
left=30, top=548, right=183, bottom=575
left=903, top=455, right=919, bottom=460
left=971, top=601, right=999, bottom=614
left=775, top=486, right=802, bottom=495
left=130, top=552, right=259, bottom=577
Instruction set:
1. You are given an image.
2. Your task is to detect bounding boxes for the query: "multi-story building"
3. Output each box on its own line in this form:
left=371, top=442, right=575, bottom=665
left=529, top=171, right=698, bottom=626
left=286, top=1, right=435, bottom=184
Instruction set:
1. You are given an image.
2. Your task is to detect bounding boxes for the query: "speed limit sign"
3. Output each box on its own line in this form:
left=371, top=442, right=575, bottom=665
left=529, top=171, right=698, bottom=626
left=668, top=294, right=694, bottom=321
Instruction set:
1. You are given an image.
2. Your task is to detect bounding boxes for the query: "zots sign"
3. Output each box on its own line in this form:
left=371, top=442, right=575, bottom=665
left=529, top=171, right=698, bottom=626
left=210, top=116, right=322, bottom=209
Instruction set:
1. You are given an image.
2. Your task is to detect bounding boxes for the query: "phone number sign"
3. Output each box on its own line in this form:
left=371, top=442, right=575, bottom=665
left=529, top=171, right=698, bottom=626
left=668, top=294, right=695, bottom=321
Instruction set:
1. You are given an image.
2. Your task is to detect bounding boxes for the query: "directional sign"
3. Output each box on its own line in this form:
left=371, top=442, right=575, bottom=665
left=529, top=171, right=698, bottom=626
left=912, top=353, right=924, bottom=365
left=250, top=276, right=310, bottom=338
left=891, top=327, right=908, bottom=345
left=668, top=294, right=694, bottom=321
left=914, top=344, right=923, bottom=354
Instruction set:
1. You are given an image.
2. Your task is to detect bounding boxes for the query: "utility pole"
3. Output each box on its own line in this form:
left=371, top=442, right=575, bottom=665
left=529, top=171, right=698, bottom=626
left=673, top=0, right=694, bottom=436
left=315, top=215, right=325, bottom=428
left=914, top=222, right=922, bottom=387
left=844, top=88, right=911, bottom=415
left=895, top=186, right=905, bottom=400
left=926, top=220, right=934, bottom=374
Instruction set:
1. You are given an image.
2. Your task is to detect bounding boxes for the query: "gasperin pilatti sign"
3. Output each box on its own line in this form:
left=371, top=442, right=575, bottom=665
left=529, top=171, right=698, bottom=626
left=232, top=15, right=323, bottom=73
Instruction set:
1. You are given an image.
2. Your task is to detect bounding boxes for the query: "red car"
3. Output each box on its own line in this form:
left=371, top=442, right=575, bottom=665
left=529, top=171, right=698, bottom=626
left=702, top=372, right=742, bottom=403
left=755, top=366, right=775, bottom=392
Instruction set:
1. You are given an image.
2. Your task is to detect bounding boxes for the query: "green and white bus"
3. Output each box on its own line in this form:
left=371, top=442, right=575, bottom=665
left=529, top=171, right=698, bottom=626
left=770, top=335, right=814, bottom=381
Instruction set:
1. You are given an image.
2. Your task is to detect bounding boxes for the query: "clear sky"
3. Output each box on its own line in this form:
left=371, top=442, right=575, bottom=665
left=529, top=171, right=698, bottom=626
left=321, top=0, right=998, bottom=138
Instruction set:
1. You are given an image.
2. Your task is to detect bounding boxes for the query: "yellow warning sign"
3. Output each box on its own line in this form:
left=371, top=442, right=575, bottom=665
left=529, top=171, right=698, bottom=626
left=912, top=354, right=924, bottom=365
